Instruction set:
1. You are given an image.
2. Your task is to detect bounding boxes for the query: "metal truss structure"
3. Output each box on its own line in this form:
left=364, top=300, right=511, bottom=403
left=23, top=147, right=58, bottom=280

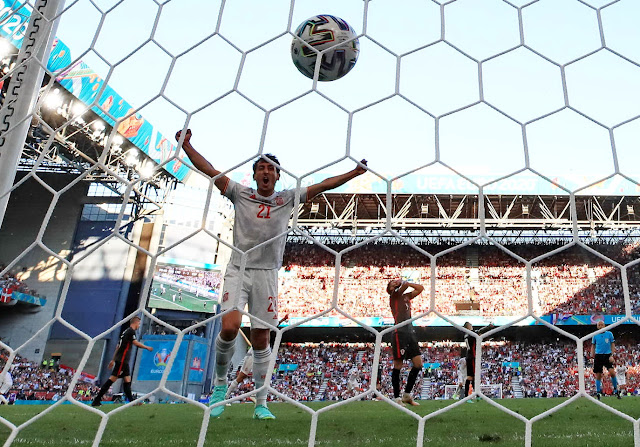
left=292, top=193, right=640, bottom=243
left=15, top=75, right=178, bottom=220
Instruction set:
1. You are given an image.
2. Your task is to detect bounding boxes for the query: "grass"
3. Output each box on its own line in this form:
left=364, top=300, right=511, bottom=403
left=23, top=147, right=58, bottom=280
left=0, top=397, right=638, bottom=446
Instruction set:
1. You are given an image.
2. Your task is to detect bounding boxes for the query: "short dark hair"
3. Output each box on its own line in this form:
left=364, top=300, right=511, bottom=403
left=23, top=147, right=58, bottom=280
left=130, top=316, right=141, bottom=324
left=253, top=154, right=280, bottom=174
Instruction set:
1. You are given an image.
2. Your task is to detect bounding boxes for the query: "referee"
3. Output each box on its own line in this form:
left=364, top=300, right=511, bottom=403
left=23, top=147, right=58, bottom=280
left=591, top=320, right=621, bottom=399
left=91, top=316, right=152, bottom=406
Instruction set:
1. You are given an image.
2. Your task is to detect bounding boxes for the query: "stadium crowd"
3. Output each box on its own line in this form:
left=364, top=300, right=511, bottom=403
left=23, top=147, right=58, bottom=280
left=0, top=352, right=106, bottom=403
left=278, top=243, right=640, bottom=319
left=224, top=339, right=640, bottom=402
left=0, top=264, right=43, bottom=301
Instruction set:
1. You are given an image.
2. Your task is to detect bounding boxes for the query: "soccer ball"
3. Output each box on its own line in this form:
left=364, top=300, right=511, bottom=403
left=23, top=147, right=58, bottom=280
left=291, top=15, right=360, bottom=82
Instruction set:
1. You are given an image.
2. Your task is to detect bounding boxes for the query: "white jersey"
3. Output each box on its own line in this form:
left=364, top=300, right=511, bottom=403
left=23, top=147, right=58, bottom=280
left=0, top=371, right=12, bottom=394
left=223, top=180, right=307, bottom=270
left=616, top=365, right=627, bottom=385
left=457, top=358, right=467, bottom=383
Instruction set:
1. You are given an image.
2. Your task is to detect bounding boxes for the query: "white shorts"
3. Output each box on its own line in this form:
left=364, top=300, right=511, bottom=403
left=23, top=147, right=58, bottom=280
left=457, top=359, right=467, bottom=383
left=617, top=375, right=626, bottom=386
left=240, top=349, right=254, bottom=375
left=220, top=264, right=278, bottom=329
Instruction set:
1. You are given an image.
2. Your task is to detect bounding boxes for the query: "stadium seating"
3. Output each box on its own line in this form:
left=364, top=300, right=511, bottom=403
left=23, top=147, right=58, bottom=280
left=279, top=243, right=639, bottom=318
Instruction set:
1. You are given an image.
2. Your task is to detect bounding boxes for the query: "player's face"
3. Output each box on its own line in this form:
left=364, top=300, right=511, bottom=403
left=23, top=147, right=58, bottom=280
left=253, top=161, right=279, bottom=193
left=597, top=321, right=605, bottom=330
left=131, top=319, right=141, bottom=330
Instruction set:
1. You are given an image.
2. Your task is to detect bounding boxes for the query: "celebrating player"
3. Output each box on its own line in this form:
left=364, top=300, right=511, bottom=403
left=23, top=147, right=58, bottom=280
left=462, top=321, right=494, bottom=400
left=387, top=279, right=424, bottom=406
left=176, top=128, right=367, bottom=420
left=91, top=316, right=152, bottom=407
left=591, top=320, right=621, bottom=399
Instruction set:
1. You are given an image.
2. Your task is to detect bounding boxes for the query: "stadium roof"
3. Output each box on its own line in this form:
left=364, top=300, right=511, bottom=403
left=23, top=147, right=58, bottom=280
left=295, top=192, right=640, bottom=232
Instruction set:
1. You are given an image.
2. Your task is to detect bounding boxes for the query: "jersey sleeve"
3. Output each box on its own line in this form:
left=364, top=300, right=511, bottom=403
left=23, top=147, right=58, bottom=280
left=222, top=179, right=238, bottom=202
left=123, top=328, right=135, bottom=344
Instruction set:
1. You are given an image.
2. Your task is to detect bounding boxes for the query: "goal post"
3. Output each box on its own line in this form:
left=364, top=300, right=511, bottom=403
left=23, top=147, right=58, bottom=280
left=444, top=384, right=503, bottom=400
left=0, top=0, right=65, bottom=228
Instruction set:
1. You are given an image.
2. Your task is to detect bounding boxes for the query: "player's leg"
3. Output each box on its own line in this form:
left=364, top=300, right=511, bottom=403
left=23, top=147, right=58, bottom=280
left=248, top=269, right=278, bottom=420
left=209, top=265, right=247, bottom=417
left=593, top=355, right=604, bottom=398
left=122, top=374, right=135, bottom=403
left=226, top=369, right=249, bottom=398
left=608, top=367, right=620, bottom=398
left=464, top=355, right=475, bottom=400
left=594, top=372, right=603, bottom=398
left=402, top=353, right=422, bottom=406
left=92, top=369, right=119, bottom=407
left=390, top=330, right=404, bottom=401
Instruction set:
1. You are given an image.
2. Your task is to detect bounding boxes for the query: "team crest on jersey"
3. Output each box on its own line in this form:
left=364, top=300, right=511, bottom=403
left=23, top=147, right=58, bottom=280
left=275, top=196, right=284, bottom=206
left=222, top=292, right=229, bottom=302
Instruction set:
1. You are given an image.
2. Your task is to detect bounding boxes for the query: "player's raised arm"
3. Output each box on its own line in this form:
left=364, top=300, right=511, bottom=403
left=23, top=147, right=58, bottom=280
left=306, top=159, right=367, bottom=200
left=403, top=282, right=424, bottom=300
left=477, top=323, right=495, bottom=335
left=175, top=129, right=230, bottom=193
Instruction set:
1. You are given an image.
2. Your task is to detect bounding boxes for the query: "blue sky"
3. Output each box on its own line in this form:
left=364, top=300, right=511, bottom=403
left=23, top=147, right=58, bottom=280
left=53, top=0, right=640, bottom=193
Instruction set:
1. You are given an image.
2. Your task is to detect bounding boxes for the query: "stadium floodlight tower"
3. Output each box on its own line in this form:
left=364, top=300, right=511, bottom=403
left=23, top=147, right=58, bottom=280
left=0, top=0, right=65, bottom=229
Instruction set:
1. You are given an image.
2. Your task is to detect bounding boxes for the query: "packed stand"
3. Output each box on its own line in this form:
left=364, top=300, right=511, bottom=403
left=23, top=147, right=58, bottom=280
left=0, top=351, right=105, bottom=403
left=0, top=264, right=44, bottom=300
left=278, top=242, right=639, bottom=318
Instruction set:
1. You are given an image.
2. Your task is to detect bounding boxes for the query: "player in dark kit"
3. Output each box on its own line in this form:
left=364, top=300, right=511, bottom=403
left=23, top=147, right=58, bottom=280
left=387, top=279, right=424, bottom=406
left=462, top=321, right=494, bottom=400
left=91, top=316, right=152, bottom=406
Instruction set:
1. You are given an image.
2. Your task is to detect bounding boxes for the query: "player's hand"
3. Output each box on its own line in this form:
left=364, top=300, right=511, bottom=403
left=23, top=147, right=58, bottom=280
left=108, top=360, right=114, bottom=370
left=175, top=128, right=191, bottom=146
left=609, top=356, right=614, bottom=364
left=147, top=346, right=153, bottom=352
left=354, top=159, right=367, bottom=176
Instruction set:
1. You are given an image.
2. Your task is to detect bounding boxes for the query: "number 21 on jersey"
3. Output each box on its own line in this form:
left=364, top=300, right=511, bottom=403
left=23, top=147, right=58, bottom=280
left=267, top=296, right=277, bottom=314
left=257, top=204, right=271, bottom=219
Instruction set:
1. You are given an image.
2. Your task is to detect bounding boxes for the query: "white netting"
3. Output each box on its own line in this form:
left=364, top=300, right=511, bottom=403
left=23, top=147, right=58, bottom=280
left=0, top=0, right=639, bottom=446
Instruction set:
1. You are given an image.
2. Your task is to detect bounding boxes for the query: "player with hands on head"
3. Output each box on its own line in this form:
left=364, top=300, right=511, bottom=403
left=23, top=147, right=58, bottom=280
left=176, top=129, right=367, bottom=420
left=387, top=279, right=424, bottom=406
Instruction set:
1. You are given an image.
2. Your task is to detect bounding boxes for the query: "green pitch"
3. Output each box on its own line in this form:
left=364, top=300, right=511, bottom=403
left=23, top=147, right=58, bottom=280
left=148, top=278, right=217, bottom=313
left=1, top=397, right=638, bottom=446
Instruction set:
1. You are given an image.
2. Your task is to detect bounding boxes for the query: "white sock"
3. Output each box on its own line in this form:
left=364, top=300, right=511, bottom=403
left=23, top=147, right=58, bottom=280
left=252, top=347, right=272, bottom=407
left=214, top=335, right=236, bottom=386
left=226, top=379, right=239, bottom=398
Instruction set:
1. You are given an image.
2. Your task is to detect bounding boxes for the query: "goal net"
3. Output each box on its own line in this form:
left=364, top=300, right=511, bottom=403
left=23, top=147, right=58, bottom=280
left=0, top=0, right=638, bottom=446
